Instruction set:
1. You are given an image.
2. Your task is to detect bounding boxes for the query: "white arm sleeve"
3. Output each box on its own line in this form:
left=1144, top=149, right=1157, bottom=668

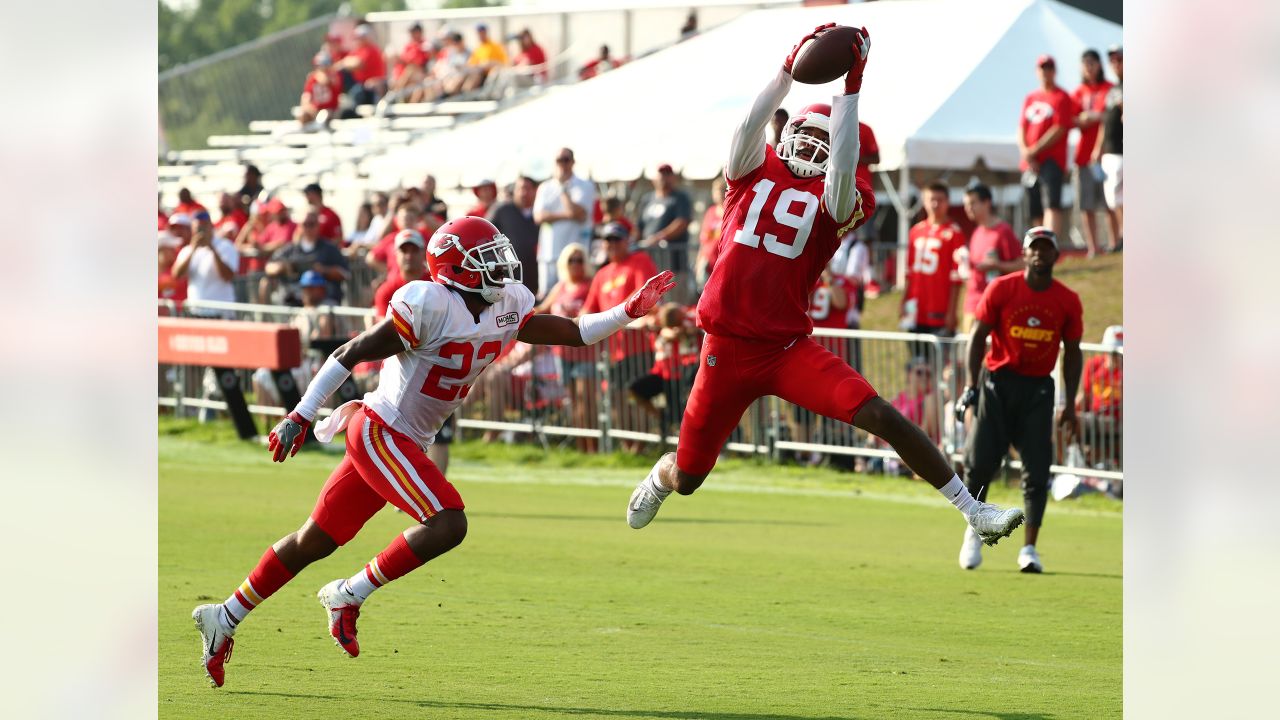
left=575, top=303, right=633, bottom=346
left=294, top=356, right=351, bottom=421
left=726, top=68, right=793, bottom=181
left=824, top=92, right=862, bottom=224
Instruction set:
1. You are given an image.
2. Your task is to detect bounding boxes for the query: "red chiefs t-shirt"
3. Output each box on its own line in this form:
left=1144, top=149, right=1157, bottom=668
left=312, top=205, right=343, bottom=244
left=350, top=43, right=387, bottom=84
left=1082, top=355, right=1122, bottom=417
left=1071, top=80, right=1113, bottom=168
left=856, top=122, right=879, bottom=190
left=977, top=273, right=1083, bottom=377
left=303, top=72, right=342, bottom=112
left=1020, top=86, right=1077, bottom=170
left=583, top=251, right=658, bottom=360
left=698, top=145, right=875, bottom=343
left=964, top=221, right=1021, bottom=315
left=905, top=220, right=965, bottom=328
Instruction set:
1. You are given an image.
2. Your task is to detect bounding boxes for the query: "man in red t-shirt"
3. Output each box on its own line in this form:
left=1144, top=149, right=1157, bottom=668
left=903, top=182, right=966, bottom=339
left=625, top=26, right=1024, bottom=548
left=511, top=29, right=548, bottom=83
left=390, top=23, right=429, bottom=95
left=961, top=184, right=1022, bottom=331
left=303, top=183, right=344, bottom=245
left=955, top=226, right=1083, bottom=574
left=174, top=188, right=207, bottom=217
left=372, top=229, right=431, bottom=320
left=463, top=180, right=497, bottom=218
left=297, top=52, right=344, bottom=126
left=1071, top=49, right=1117, bottom=257
left=337, top=24, right=387, bottom=107
left=1018, top=55, right=1078, bottom=241
left=583, top=222, right=658, bottom=364
left=217, top=192, right=248, bottom=238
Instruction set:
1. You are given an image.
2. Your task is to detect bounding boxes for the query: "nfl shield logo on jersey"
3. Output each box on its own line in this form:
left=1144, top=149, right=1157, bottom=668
left=707, top=355, right=717, bottom=367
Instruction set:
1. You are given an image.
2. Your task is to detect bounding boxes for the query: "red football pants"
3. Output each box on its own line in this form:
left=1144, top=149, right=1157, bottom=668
left=310, top=406, right=464, bottom=545
left=676, top=334, right=878, bottom=476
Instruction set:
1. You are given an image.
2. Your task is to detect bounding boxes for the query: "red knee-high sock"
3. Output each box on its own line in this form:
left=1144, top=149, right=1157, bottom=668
left=221, top=547, right=295, bottom=627
left=343, top=534, right=425, bottom=601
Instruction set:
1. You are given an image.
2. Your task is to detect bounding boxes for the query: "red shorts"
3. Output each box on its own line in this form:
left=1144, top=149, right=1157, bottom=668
left=310, top=406, right=464, bottom=545
left=676, top=334, right=878, bottom=476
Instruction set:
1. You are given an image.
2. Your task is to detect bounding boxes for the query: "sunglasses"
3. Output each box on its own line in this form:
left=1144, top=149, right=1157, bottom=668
left=555, top=156, right=573, bottom=164
left=567, top=257, right=585, bottom=264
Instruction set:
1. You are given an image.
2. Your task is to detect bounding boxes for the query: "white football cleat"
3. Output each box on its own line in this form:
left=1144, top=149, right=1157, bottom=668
left=317, top=579, right=363, bottom=657
left=1018, top=545, right=1043, bottom=573
left=959, top=526, right=983, bottom=570
left=192, top=604, right=235, bottom=688
left=627, top=473, right=670, bottom=529
left=966, top=501, right=1024, bottom=546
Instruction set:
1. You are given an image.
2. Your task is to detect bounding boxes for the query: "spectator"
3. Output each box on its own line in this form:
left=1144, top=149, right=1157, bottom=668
left=365, top=191, right=391, bottom=243
left=302, top=182, right=343, bottom=245
left=251, top=270, right=336, bottom=426
left=367, top=203, right=429, bottom=283
left=535, top=243, right=596, bottom=452
left=1018, top=54, right=1076, bottom=240
left=902, top=183, right=965, bottom=358
left=233, top=204, right=269, bottom=275
left=1071, top=49, right=1116, bottom=257
left=629, top=303, right=700, bottom=445
left=487, top=175, right=540, bottom=297
left=323, top=32, right=351, bottom=86
left=1093, top=46, right=1123, bottom=248
left=372, top=229, right=432, bottom=320
left=158, top=233, right=187, bottom=307
left=390, top=22, right=430, bottom=100
left=534, top=147, right=596, bottom=292
left=336, top=24, right=386, bottom=107
left=167, top=212, right=192, bottom=247
left=158, top=197, right=169, bottom=232
left=961, top=184, right=1022, bottom=332
left=679, top=11, right=698, bottom=41
left=695, top=176, right=726, bottom=291
left=421, top=174, right=449, bottom=228
left=892, top=357, right=941, bottom=445
left=344, top=201, right=376, bottom=251
left=579, top=45, right=622, bottom=81
left=172, top=210, right=240, bottom=316
left=174, top=188, right=207, bottom=217
left=769, top=108, right=789, bottom=149
left=511, top=28, right=548, bottom=83
left=1076, top=324, right=1123, bottom=467
left=464, top=180, right=498, bottom=217
left=254, top=198, right=297, bottom=258
left=429, top=31, right=471, bottom=99
left=264, top=211, right=349, bottom=305
left=216, top=192, right=247, bottom=239
left=463, top=23, right=508, bottom=93
left=637, top=163, right=693, bottom=276
left=238, top=165, right=263, bottom=210
left=296, top=52, right=343, bottom=126
left=856, top=121, right=880, bottom=191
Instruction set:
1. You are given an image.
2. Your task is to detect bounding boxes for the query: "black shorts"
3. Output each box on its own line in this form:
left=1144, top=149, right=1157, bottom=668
left=1026, top=158, right=1066, bottom=219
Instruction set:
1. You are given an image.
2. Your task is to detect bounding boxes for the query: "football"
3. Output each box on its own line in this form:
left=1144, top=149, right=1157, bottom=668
left=790, top=25, right=861, bottom=85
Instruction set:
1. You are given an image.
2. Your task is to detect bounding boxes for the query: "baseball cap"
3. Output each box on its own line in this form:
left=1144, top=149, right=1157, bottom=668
left=600, top=222, right=629, bottom=240
left=303, top=182, right=322, bottom=195
left=158, top=231, right=181, bottom=249
left=262, top=198, right=285, bottom=214
left=1023, top=226, right=1059, bottom=250
left=1036, top=54, right=1055, bottom=68
left=1107, top=45, right=1123, bottom=58
left=299, top=270, right=327, bottom=288
left=192, top=210, right=211, bottom=222
left=1102, top=325, right=1124, bottom=349
left=476, top=22, right=488, bottom=31
left=167, top=213, right=191, bottom=227
left=409, top=22, right=423, bottom=32
left=657, top=163, right=675, bottom=175
left=472, top=179, right=496, bottom=194
left=395, top=228, right=425, bottom=248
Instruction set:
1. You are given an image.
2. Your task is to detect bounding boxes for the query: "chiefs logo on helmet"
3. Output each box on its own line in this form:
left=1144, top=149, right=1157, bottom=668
left=426, top=216, right=523, bottom=304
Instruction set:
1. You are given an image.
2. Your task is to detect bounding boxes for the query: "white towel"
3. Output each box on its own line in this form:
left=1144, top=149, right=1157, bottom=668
left=314, top=400, right=362, bottom=443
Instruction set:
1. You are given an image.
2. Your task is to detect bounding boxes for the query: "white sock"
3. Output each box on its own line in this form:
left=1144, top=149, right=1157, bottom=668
left=939, top=475, right=979, bottom=516
left=343, top=568, right=377, bottom=602
left=646, top=464, right=672, bottom=498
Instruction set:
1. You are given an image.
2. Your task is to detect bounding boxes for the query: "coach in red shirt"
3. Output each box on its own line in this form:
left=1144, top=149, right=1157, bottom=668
left=1018, top=55, right=1077, bottom=244
left=955, top=226, right=1083, bottom=574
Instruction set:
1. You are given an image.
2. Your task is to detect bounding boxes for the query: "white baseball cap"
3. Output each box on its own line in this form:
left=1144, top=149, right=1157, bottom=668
left=1023, top=225, right=1058, bottom=250
left=1102, top=325, right=1123, bottom=349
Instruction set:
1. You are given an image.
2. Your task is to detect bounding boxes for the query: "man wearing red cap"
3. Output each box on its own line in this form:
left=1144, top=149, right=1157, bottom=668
left=1018, top=55, right=1078, bottom=242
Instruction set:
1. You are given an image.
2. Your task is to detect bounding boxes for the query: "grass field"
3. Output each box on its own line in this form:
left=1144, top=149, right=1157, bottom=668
left=160, top=420, right=1121, bottom=719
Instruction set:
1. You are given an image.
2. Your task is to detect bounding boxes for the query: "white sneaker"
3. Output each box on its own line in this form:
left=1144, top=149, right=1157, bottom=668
left=317, top=579, right=363, bottom=657
left=627, top=472, right=670, bottom=529
left=959, top=526, right=983, bottom=570
left=192, top=604, right=235, bottom=687
left=966, top=501, right=1025, bottom=546
left=1018, top=545, right=1043, bottom=573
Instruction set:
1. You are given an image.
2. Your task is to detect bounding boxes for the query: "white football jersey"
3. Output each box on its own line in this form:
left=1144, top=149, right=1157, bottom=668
left=362, top=280, right=536, bottom=447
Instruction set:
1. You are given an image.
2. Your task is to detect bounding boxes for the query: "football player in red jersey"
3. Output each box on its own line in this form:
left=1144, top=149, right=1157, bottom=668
left=626, top=25, right=1025, bottom=546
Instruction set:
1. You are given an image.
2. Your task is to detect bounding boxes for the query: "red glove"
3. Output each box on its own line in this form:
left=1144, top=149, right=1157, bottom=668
left=843, top=27, right=871, bottom=94
left=783, top=23, right=836, bottom=75
left=624, top=271, right=678, bottom=319
left=268, top=411, right=311, bottom=462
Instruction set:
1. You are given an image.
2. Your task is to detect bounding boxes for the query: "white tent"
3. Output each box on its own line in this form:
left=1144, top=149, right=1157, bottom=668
left=365, top=0, right=1120, bottom=189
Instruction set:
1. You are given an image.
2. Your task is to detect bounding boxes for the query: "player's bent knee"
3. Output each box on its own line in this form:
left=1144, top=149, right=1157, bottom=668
left=851, top=396, right=897, bottom=437
left=296, top=519, right=340, bottom=559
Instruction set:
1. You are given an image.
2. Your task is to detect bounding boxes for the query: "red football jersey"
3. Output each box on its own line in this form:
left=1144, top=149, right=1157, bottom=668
left=904, top=220, right=965, bottom=328
left=1020, top=86, right=1077, bottom=170
left=976, top=273, right=1083, bottom=377
left=809, top=275, right=850, bottom=329
left=1071, top=80, right=1113, bottom=168
left=698, top=146, right=875, bottom=342
left=303, top=72, right=341, bottom=112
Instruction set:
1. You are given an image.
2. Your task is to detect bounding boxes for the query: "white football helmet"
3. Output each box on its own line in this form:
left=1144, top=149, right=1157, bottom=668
left=777, top=103, right=832, bottom=178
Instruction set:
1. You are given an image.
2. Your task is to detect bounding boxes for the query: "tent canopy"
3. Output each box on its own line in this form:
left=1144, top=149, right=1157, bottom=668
left=367, top=0, right=1121, bottom=188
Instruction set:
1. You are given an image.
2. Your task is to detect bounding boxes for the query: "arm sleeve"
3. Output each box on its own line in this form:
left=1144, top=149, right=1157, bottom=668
left=726, top=67, right=792, bottom=181
left=824, top=92, right=862, bottom=224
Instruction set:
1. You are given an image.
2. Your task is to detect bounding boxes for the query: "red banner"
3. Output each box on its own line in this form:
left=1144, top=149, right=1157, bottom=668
left=158, top=318, right=302, bottom=370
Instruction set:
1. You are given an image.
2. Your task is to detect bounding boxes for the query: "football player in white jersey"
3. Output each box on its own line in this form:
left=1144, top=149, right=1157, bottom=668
left=192, top=216, right=675, bottom=687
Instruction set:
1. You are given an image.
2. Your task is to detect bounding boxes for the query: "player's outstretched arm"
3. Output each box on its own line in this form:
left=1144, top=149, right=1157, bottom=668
left=267, top=320, right=404, bottom=462
left=824, top=27, right=870, bottom=225
left=517, top=271, right=676, bottom=347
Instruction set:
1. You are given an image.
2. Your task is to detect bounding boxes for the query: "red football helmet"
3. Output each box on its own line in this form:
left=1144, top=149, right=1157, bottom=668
left=777, top=102, right=832, bottom=178
left=426, top=216, right=522, bottom=303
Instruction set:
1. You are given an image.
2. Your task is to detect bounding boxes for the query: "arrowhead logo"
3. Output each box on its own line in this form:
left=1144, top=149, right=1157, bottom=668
left=707, top=355, right=717, bottom=367
left=1027, top=316, right=1041, bottom=327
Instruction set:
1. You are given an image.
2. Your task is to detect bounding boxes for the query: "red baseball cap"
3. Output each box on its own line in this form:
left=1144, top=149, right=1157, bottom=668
left=263, top=198, right=285, bottom=213
left=1036, top=54, right=1055, bottom=68
left=657, top=163, right=674, bottom=174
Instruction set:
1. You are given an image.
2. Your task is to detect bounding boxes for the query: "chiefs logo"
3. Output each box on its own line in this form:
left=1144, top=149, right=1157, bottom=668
left=1024, top=100, right=1054, bottom=125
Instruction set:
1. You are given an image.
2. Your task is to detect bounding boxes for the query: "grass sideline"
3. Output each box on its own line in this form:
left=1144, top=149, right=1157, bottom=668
left=160, top=420, right=1121, bottom=719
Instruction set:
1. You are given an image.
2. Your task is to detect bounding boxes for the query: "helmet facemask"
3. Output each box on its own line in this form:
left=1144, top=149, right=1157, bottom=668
left=777, top=117, right=831, bottom=178
left=434, top=232, right=523, bottom=304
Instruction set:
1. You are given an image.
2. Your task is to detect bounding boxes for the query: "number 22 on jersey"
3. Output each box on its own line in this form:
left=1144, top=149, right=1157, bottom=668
left=733, top=178, right=819, bottom=260
left=421, top=340, right=501, bottom=401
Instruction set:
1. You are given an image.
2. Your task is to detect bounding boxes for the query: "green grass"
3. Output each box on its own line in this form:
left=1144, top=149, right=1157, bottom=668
left=160, top=421, right=1121, bottom=719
